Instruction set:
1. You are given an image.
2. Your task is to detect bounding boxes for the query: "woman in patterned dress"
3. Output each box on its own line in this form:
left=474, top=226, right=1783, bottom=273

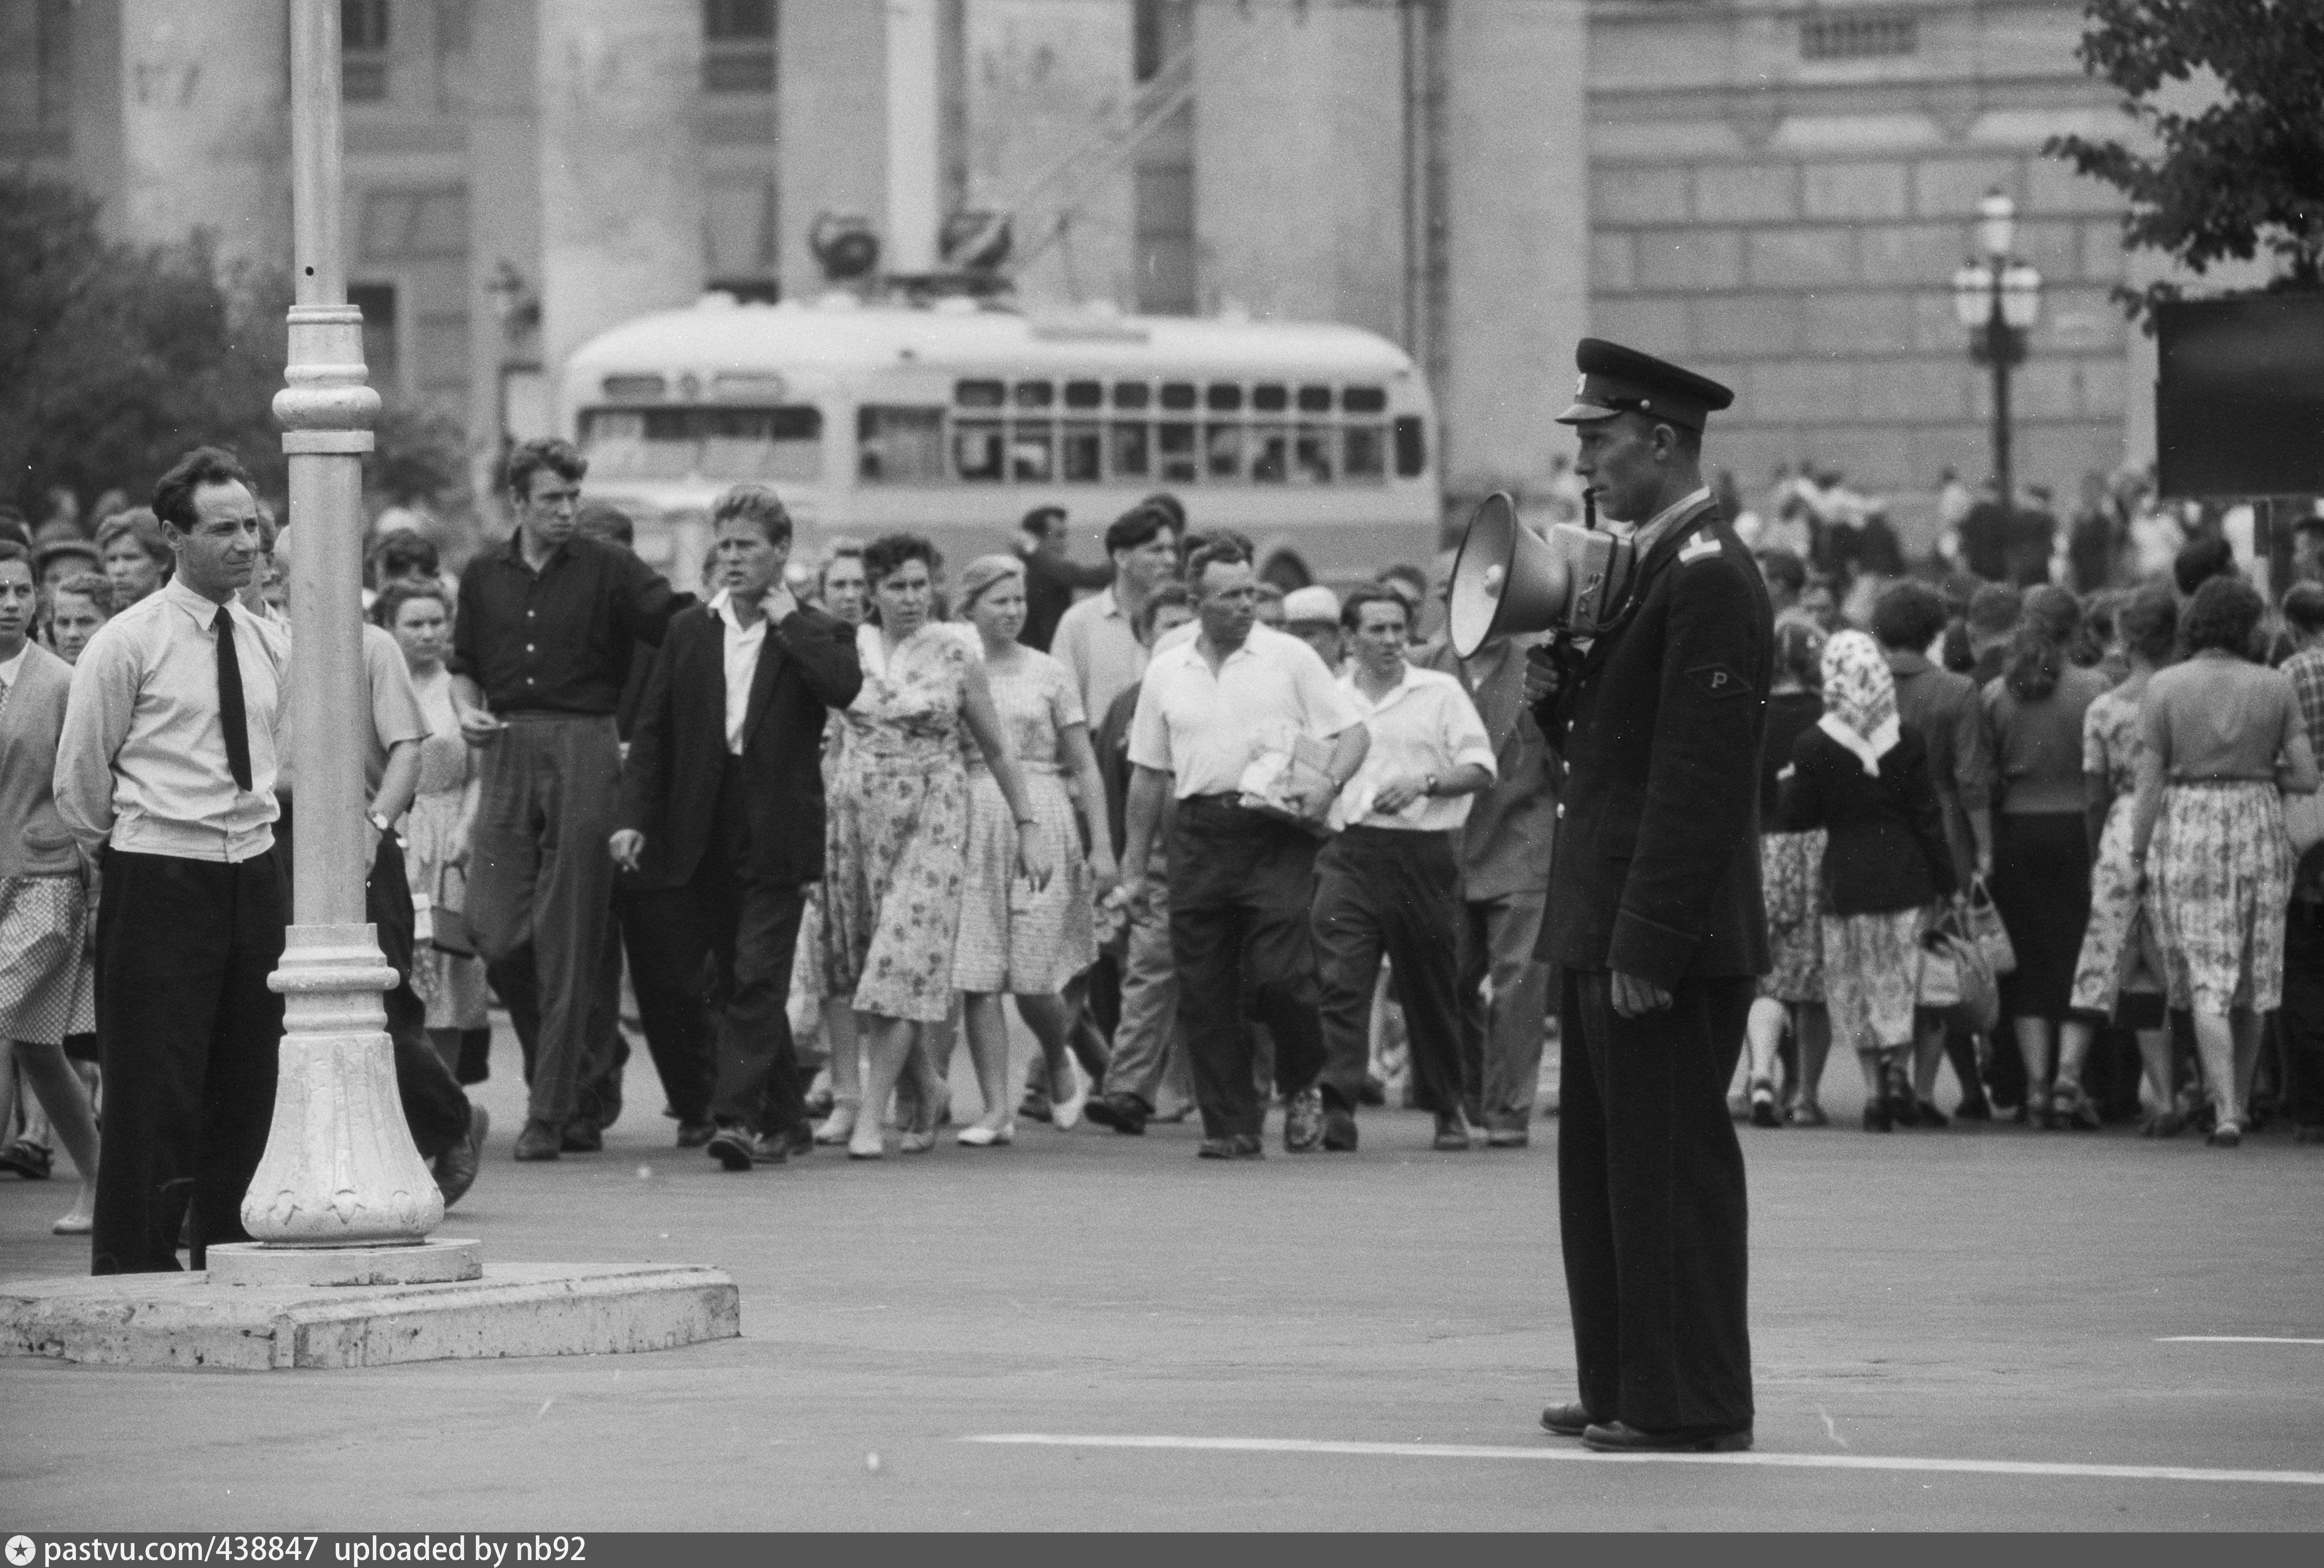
left=820, top=534, right=1051, bottom=1159
left=2133, top=577, right=2318, bottom=1147
left=949, top=556, right=1116, bottom=1144
left=1742, top=617, right=1831, bottom=1126
left=2055, top=588, right=2175, bottom=1132
left=1778, top=630, right=1957, bottom=1132
left=374, top=582, right=492, bottom=1082
left=0, top=546, right=99, bottom=1234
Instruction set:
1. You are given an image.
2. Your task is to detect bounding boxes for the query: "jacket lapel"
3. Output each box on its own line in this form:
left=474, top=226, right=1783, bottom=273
left=740, top=619, right=786, bottom=751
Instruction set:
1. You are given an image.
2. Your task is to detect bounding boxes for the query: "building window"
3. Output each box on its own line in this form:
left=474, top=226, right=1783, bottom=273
left=1799, top=13, right=1917, bottom=62
left=350, top=282, right=400, bottom=390
left=705, top=0, right=776, bottom=94
left=343, top=0, right=391, bottom=102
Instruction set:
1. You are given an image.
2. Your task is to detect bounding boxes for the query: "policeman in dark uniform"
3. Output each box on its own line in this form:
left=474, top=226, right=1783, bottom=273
left=1525, top=340, right=1771, bottom=1453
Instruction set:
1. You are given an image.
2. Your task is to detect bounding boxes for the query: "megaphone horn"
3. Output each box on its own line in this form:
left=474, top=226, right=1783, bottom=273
left=1448, top=492, right=1572, bottom=659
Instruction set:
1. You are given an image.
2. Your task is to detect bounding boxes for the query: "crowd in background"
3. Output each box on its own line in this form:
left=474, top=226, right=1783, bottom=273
left=7, top=440, right=2322, bottom=1253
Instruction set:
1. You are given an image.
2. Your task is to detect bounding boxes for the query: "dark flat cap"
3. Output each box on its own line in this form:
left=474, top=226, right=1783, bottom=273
left=1555, top=338, right=1736, bottom=432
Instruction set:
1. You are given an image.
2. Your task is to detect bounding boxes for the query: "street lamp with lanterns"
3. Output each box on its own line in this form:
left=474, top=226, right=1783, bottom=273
left=1951, top=188, right=2044, bottom=510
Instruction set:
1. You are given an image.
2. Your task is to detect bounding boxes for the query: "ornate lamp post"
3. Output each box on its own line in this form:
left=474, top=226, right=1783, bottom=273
left=221, top=0, right=465, bottom=1280
left=1952, top=189, right=2044, bottom=508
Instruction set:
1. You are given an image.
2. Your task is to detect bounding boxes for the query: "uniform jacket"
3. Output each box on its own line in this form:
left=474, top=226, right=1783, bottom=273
left=616, top=602, right=862, bottom=889
left=1532, top=496, right=1773, bottom=985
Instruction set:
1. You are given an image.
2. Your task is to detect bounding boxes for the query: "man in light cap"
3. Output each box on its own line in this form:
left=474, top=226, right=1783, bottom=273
left=1281, top=585, right=1344, bottom=672
left=1523, top=338, right=1770, bottom=1453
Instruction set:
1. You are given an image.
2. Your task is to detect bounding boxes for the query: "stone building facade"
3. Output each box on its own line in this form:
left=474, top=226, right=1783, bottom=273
left=1, top=0, right=2134, bottom=525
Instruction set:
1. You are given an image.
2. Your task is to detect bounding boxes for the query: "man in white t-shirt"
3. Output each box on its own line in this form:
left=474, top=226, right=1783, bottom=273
left=1121, top=539, right=1367, bottom=1158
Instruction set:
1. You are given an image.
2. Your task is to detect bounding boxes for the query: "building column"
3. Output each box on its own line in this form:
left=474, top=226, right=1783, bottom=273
left=963, top=0, right=1136, bottom=310
left=1438, top=0, right=1588, bottom=506
left=777, top=0, right=886, bottom=297
left=536, top=0, right=705, bottom=390
left=118, top=0, right=291, bottom=272
left=1190, top=0, right=1403, bottom=336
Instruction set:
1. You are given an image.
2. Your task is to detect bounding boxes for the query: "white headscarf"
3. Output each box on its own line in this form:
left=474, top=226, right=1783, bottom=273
left=1816, top=629, right=1901, bottom=776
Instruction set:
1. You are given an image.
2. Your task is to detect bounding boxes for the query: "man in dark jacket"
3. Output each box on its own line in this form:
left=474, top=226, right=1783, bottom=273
left=611, top=485, right=862, bottom=1169
left=1526, top=340, right=1770, bottom=1454
left=1014, top=505, right=1114, bottom=651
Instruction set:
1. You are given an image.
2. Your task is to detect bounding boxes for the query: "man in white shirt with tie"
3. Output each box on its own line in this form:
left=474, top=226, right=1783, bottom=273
left=55, top=447, right=291, bottom=1274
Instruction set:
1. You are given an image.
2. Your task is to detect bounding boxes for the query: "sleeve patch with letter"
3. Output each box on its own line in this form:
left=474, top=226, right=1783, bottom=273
left=1687, top=662, right=1751, bottom=699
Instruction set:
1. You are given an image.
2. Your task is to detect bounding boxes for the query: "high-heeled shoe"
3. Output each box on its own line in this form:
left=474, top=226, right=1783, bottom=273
left=1051, top=1061, right=1087, bottom=1131
left=51, top=1213, right=92, bottom=1236
left=957, top=1120, right=1015, bottom=1147
left=898, top=1126, right=937, bottom=1154
left=816, top=1100, right=861, bottom=1146
left=846, top=1120, right=885, bottom=1160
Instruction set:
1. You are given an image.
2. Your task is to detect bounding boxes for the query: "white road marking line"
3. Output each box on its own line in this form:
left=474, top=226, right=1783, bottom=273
left=2157, top=1336, right=2324, bottom=1345
left=962, top=1434, right=2324, bottom=1487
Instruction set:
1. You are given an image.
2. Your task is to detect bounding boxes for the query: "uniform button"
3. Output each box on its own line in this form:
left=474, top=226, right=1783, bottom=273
left=1557, top=804, right=1566, bottom=819
left=526, top=643, right=535, bottom=653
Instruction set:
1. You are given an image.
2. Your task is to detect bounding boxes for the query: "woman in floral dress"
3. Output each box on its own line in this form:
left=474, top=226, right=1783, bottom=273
left=2056, top=588, right=2175, bottom=1132
left=375, top=583, right=491, bottom=1081
left=1742, top=617, right=1831, bottom=1126
left=821, top=534, right=1050, bottom=1159
left=949, top=556, right=1116, bottom=1144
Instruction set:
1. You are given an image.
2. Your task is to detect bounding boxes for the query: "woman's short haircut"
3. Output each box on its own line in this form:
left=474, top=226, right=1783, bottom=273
left=2179, top=575, right=2264, bottom=658
left=2280, top=582, right=2324, bottom=639
left=96, top=507, right=172, bottom=566
left=370, top=577, right=452, bottom=630
left=1871, top=580, right=1947, bottom=653
left=2118, top=585, right=2179, bottom=665
left=1105, top=503, right=1177, bottom=557
left=506, top=436, right=587, bottom=500
left=1132, top=583, right=1194, bottom=641
left=817, top=540, right=865, bottom=593
left=367, top=527, right=441, bottom=586
left=710, top=483, right=793, bottom=548
left=1339, top=584, right=1409, bottom=633
left=150, top=447, right=254, bottom=534
left=51, top=571, right=118, bottom=617
left=862, top=531, right=942, bottom=585
left=2172, top=533, right=2235, bottom=598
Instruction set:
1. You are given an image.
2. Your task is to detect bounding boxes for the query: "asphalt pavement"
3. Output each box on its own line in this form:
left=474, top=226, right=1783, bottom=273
left=3, top=1021, right=2321, bottom=1531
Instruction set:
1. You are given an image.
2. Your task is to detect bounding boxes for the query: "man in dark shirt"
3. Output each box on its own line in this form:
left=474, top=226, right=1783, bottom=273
left=1013, top=505, right=1113, bottom=652
left=451, top=438, right=687, bottom=1161
left=1957, top=479, right=2011, bottom=583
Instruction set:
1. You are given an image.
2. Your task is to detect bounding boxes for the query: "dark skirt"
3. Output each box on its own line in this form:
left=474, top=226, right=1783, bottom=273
left=1992, top=811, right=2093, bottom=1022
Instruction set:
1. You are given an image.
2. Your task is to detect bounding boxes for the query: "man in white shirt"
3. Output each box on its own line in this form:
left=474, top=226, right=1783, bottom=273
left=1049, top=501, right=1182, bottom=723
left=1121, top=538, right=1368, bottom=1158
left=55, top=447, right=290, bottom=1274
left=1314, top=587, right=1496, bottom=1152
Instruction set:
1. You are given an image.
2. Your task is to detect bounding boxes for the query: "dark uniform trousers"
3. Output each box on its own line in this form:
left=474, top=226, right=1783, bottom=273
left=2280, top=903, right=2324, bottom=1129
left=91, top=848, right=287, bottom=1274
left=624, top=763, right=810, bottom=1138
left=1167, top=796, right=1329, bottom=1140
left=1313, top=825, right=1467, bottom=1114
left=1559, top=967, right=1756, bottom=1432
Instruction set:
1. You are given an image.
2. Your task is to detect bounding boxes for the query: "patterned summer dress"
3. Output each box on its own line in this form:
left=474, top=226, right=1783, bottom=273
left=2068, top=685, right=2161, bottom=1018
left=821, top=623, right=974, bottom=1022
left=400, top=666, right=490, bottom=1031
left=953, top=647, right=1096, bottom=995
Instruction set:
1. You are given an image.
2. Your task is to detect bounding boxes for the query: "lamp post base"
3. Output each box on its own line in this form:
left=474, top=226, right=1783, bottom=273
left=206, top=1237, right=482, bottom=1288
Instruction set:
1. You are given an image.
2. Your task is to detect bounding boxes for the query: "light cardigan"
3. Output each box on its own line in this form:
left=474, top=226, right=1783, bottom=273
left=0, top=641, right=86, bottom=879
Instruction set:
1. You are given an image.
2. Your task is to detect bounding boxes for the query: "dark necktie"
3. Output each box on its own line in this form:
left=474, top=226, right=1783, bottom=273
left=214, top=607, right=253, bottom=791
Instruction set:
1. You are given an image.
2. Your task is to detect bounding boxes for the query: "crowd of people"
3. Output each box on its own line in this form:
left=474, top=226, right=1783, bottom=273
left=6, top=431, right=2320, bottom=1269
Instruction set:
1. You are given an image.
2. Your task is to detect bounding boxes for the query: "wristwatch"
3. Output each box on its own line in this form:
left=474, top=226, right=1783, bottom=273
left=365, top=809, right=394, bottom=835
left=1422, top=772, right=1440, bottom=798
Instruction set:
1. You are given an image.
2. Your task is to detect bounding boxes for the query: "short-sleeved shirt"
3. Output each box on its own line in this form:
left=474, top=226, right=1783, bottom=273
left=276, top=622, right=429, bottom=799
left=450, top=532, right=686, bottom=715
left=2141, top=651, right=2303, bottom=782
left=1050, top=587, right=1148, bottom=723
left=1328, top=665, right=1495, bottom=833
left=1127, top=623, right=1361, bottom=798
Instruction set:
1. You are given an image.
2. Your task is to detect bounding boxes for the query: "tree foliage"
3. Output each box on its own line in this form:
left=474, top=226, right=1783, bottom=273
left=2046, top=0, right=2324, bottom=321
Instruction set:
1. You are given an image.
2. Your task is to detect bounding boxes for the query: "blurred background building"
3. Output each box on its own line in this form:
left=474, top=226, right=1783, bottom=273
left=0, top=0, right=2136, bottom=533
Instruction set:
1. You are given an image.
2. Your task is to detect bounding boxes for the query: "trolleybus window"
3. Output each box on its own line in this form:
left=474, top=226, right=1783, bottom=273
left=1112, top=382, right=1150, bottom=410
left=956, top=379, right=1006, bottom=408
left=1064, top=380, right=1104, bottom=410
left=580, top=406, right=823, bottom=482
left=858, top=406, right=947, bottom=482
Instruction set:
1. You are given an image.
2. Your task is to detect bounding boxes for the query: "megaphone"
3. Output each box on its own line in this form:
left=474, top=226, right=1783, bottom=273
left=1448, top=491, right=1640, bottom=658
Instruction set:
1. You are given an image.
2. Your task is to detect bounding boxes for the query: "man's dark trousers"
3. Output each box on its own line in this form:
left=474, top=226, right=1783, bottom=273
left=611, top=883, right=716, bottom=1127
left=631, top=765, right=809, bottom=1137
left=1558, top=966, right=1756, bottom=1433
left=91, top=849, right=287, bottom=1274
left=1167, top=797, right=1329, bottom=1141
left=2281, top=904, right=2324, bottom=1129
left=1313, top=825, right=1466, bottom=1115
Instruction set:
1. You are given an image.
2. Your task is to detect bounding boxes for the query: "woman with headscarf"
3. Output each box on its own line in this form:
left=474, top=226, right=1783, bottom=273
left=1741, top=616, right=1832, bottom=1127
left=949, top=555, right=1116, bottom=1143
left=818, top=534, right=1051, bottom=1159
left=1779, top=630, right=1958, bottom=1131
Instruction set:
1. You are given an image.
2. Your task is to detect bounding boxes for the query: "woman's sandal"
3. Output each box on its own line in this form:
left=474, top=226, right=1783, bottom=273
left=2206, top=1119, right=2243, bottom=1148
left=2051, top=1083, right=2101, bottom=1132
left=1747, top=1078, right=1780, bottom=1128
left=1785, top=1100, right=1828, bottom=1128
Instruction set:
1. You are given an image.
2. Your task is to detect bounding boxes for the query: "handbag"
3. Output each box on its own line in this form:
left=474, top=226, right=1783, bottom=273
left=1917, top=903, right=1999, bottom=1033
left=1964, top=874, right=2017, bottom=976
left=429, top=862, right=475, bottom=958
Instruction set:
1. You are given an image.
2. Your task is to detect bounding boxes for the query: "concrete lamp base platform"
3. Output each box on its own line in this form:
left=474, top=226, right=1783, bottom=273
left=206, top=1237, right=484, bottom=1288
left=0, top=1262, right=740, bottom=1371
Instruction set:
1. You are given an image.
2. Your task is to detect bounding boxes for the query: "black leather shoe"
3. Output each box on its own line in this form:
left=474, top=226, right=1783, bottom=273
left=705, top=1125, right=756, bottom=1171
left=436, top=1104, right=489, bottom=1206
left=1540, top=1402, right=1592, bottom=1437
left=676, top=1119, right=716, bottom=1149
left=1196, top=1134, right=1263, bottom=1160
left=1432, top=1111, right=1472, bottom=1151
left=1582, top=1420, right=1752, bottom=1453
left=1322, top=1105, right=1359, bottom=1152
left=772, top=1120, right=817, bottom=1161
left=513, top=1119, right=561, bottom=1161
left=560, top=1120, right=604, bottom=1153
left=1084, top=1092, right=1150, bottom=1135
